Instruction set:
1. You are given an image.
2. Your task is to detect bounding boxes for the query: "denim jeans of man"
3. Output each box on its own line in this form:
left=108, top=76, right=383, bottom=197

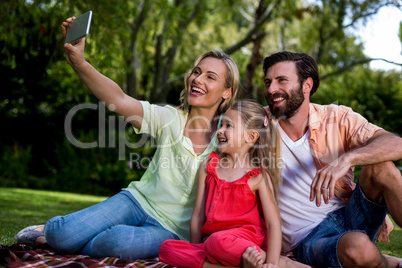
left=44, top=190, right=179, bottom=260
left=295, top=181, right=388, bottom=267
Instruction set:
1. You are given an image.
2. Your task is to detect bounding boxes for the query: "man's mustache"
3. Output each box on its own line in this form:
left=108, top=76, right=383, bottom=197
left=266, top=92, right=289, bottom=102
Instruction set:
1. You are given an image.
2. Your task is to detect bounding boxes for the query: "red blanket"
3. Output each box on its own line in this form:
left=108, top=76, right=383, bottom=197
left=0, top=243, right=173, bottom=268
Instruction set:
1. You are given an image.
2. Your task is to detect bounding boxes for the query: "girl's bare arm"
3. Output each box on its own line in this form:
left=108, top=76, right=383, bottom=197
left=190, top=160, right=208, bottom=244
left=257, top=175, right=282, bottom=267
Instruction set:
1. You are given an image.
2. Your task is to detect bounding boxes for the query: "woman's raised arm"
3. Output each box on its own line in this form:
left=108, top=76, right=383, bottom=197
left=62, top=17, right=143, bottom=129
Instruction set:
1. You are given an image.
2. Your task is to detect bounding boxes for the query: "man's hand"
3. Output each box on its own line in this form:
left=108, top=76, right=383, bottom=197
left=310, top=154, right=352, bottom=206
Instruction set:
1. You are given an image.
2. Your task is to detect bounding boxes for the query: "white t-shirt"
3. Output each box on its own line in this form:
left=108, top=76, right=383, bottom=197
left=277, top=124, right=347, bottom=252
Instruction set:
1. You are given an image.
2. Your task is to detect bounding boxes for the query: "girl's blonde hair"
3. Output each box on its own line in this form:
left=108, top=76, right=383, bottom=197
left=230, top=100, right=281, bottom=200
left=178, top=51, right=239, bottom=114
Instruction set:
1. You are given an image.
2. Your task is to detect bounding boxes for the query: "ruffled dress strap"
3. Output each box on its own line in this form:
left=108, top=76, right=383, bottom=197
left=237, top=167, right=262, bottom=184
left=247, top=168, right=262, bottom=177
left=206, top=151, right=220, bottom=176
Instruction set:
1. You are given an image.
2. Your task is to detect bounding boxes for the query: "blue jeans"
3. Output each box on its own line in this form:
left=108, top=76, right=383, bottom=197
left=294, top=181, right=388, bottom=268
left=44, top=191, right=179, bottom=260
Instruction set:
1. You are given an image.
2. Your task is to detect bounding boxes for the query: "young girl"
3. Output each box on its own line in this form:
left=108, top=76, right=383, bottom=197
left=14, top=17, right=239, bottom=261
left=159, top=100, right=283, bottom=268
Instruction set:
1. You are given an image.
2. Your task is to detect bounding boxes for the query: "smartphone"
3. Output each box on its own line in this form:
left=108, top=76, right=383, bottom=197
left=65, top=11, right=92, bottom=43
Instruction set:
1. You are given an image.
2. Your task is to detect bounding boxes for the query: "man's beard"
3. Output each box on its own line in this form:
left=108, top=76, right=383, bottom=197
left=266, top=83, right=305, bottom=119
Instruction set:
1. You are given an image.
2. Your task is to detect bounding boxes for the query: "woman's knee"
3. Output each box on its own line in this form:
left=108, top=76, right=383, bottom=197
left=83, top=225, right=169, bottom=260
left=82, top=226, right=131, bottom=259
left=44, top=216, right=69, bottom=247
left=44, top=215, right=86, bottom=252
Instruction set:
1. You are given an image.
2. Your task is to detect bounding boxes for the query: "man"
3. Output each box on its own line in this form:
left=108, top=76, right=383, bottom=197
left=244, top=51, right=402, bottom=268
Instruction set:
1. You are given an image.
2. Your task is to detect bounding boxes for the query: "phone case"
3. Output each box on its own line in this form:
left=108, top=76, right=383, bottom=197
left=65, top=11, right=92, bottom=43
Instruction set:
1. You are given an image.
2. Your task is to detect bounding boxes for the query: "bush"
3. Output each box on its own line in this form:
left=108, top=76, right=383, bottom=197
left=0, top=128, right=154, bottom=196
left=0, top=144, right=32, bottom=188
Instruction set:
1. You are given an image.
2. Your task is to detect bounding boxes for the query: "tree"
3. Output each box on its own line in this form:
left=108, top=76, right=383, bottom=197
left=1, top=0, right=401, bottom=194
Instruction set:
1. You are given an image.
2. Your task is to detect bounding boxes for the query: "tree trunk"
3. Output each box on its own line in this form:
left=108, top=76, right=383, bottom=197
left=124, top=0, right=151, bottom=98
left=150, top=0, right=202, bottom=103
left=241, top=0, right=276, bottom=99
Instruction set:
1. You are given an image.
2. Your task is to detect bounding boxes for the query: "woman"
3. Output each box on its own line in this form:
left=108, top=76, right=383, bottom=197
left=15, top=16, right=239, bottom=261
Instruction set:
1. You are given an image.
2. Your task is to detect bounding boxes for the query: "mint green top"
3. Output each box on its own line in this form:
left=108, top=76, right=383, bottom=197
left=125, top=101, right=219, bottom=241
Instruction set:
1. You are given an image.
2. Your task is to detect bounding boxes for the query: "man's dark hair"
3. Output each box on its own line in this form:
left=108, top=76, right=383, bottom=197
left=263, top=51, right=320, bottom=97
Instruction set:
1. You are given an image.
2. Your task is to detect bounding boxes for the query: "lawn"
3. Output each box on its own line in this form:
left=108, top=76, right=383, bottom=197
left=0, top=187, right=401, bottom=258
left=0, top=187, right=107, bottom=246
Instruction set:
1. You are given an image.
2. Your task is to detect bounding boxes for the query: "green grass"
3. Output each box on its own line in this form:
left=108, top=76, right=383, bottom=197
left=0, top=187, right=107, bottom=245
left=375, top=214, right=402, bottom=257
left=0, top=187, right=401, bottom=258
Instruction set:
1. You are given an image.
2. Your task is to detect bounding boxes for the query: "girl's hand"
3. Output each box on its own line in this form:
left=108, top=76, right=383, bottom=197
left=61, top=17, right=86, bottom=68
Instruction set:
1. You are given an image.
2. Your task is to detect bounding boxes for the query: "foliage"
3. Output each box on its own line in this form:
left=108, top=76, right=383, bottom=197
left=0, top=0, right=401, bottom=194
left=314, top=66, right=402, bottom=134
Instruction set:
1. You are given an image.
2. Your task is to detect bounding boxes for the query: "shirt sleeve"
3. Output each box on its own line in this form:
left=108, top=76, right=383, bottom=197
left=338, top=106, right=383, bottom=150
left=133, top=101, right=178, bottom=140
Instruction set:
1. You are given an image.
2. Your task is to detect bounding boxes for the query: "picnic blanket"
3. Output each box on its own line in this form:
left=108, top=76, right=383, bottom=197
left=0, top=243, right=306, bottom=268
left=0, top=243, right=173, bottom=268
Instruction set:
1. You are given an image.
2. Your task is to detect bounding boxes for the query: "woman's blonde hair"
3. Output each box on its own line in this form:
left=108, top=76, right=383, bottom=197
left=178, top=51, right=239, bottom=114
left=230, top=100, right=281, bottom=200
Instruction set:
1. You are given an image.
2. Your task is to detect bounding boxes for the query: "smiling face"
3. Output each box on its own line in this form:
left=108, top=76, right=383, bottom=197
left=264, top=61, right=306, bottom=119
left=186, top=57, right=232, bottom=112
left=217, top=109, right=247, bottom=154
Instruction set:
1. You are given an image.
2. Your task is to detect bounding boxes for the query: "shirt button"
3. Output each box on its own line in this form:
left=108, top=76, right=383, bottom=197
left=208, top=220, right=211, bottom=224
left=211, top=206, right=214, bottom=209
left=217, top=193, right=220, bottom=196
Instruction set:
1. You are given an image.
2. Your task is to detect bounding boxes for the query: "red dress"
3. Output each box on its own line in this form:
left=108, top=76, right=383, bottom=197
left=159, top=152, right=267, bottom=267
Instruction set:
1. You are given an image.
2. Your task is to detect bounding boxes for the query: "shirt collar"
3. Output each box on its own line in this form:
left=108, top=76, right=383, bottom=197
left=308, top=103, right=321, bottom=131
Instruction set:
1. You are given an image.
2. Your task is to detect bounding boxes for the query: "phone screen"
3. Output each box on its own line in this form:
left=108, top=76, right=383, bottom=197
left=65, top=11, right=92, bottom=43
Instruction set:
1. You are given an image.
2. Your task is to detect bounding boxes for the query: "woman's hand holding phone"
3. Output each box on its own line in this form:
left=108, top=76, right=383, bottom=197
left=61, top=17, right=86, bottom=68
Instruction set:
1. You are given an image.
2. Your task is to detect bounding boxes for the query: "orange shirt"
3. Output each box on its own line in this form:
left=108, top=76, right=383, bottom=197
left=269, top=103, right=392, bottom=242
left=308, top=103, right=380, bottom=198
